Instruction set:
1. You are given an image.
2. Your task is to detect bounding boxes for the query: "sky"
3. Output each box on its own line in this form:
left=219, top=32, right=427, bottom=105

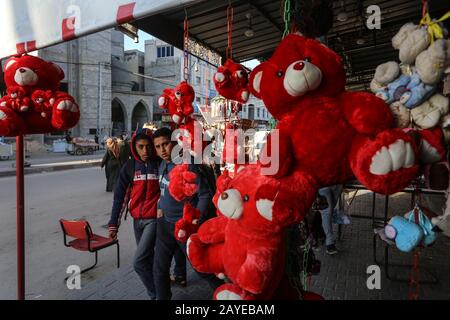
left=124, top=30, right=260, bottom=70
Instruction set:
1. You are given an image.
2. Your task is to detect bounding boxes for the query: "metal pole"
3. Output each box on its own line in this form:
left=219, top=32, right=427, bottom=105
left=97, top=62, right=102, bottom=135
left=16, top=135, right=25, bottom=300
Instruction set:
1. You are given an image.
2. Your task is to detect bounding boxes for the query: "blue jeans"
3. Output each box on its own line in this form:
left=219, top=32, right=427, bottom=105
left=319, top=185, right=343, bottom=246
left=133, top=218, right=157, bottom=299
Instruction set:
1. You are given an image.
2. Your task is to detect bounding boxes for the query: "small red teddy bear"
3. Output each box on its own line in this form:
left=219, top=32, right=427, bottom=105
left=158, top=81, right=195, bottom=125
left=214, top=59, right=249, bottom=104
left=174, top=202, right=201, bottom=242
left=0, top=86, right=31, bottom=112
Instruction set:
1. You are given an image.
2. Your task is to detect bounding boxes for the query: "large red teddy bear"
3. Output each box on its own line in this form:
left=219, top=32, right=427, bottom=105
left=186, top=165, right=319, bottom=300
left=158, top=81, right=195, bottom=125
left=214, top=59, right=250, bottom=104
left=0, top=55, right=79, bottom=136
left=248, top=34, right=419, bottom=195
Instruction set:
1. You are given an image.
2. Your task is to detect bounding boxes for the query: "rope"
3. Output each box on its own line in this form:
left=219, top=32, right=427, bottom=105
left=283, top=0, right=292, bottom=38
left=183, top=14, right=190, bottom=82
left=420, top=0, right=450, bottom=42
left=226, top=5, right=234, bottom=59
left=408, top=187, right=421, bottom=300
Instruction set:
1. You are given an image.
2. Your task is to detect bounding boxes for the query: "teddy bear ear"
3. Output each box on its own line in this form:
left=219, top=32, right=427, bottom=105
left=4, top=58, right=18, bottom=72
left=49, top=62, right=65, bottom=81
left=248, top=63, right=266, bottom=99
left=216, top=170, right=232, bottom=193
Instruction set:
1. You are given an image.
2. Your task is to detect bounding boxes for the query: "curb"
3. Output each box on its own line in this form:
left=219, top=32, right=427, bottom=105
left=0, top=160, right=102, bottom=178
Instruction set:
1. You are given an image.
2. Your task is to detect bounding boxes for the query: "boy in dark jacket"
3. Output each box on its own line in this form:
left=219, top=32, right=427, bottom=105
left=152, top=127, right=222, bottom=300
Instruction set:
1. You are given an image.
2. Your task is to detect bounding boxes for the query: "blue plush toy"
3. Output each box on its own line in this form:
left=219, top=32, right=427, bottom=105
left=385, top=216, right=424, bottom=252
left=400, top=72, right=436, bottom=109
left=375, top=74, right=411, bottom=104
left=406, top=206, right=437, bottom=246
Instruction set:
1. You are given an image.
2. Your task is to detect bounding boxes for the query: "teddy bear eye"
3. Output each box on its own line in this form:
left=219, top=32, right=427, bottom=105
left=276, top=71, right=284, bottom=77
left=243, top=195, right=250, bottom=202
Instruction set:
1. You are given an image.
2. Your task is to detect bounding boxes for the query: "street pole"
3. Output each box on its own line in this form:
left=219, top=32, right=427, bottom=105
left=16, top=135, right=25, bottom=300
left=97, top=62, right=102, bottom=136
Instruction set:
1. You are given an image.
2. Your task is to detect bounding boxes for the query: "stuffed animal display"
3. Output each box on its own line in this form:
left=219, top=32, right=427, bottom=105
left=186, top=165, right=318, bottom=300
left=158, top=81, right=195, bottom=125
left=0, top=55, right=80, bottom=136
left=248, top=33, right=418, bottom=195
left=214, top=59, right=250, bottom=103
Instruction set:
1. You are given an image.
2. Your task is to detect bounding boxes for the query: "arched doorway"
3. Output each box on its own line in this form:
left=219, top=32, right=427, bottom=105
left=131, top=101, right=149, bottom=131
left=111, top=98, right=126, bottom=137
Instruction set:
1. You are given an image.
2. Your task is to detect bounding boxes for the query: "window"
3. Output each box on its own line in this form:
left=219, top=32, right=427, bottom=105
left=196, top=76, right=201, bottom=85
left=138, top=66, right=144, bottom=75
left=89, top=128, right=97, bottom=135
left=157, top=45, right=174, bottom=58
left=196, top=97, right=201, bottom=104
left=257, top=108, right=260, bottom=118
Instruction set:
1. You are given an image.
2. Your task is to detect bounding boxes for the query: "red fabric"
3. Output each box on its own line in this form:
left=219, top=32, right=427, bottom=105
left=214, top=59, right=249, bottom=103
left=69, top=234, right=116, bottom=251
left=116, top=3, right=136, bottom=25
left=168, top=164, right=198, bottom=201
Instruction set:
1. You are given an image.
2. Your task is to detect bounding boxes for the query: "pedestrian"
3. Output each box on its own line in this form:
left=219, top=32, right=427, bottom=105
left=107, top=128, right=160, bottom=299
left=101, top=138, right=123, bottom=192
left=318, top=184, right=350, bottom=255
left=152, top=127, right=222, bottom=300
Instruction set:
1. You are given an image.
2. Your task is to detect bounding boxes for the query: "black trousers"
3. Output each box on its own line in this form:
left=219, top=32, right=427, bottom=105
left=153, top=217, right=224, bottom=300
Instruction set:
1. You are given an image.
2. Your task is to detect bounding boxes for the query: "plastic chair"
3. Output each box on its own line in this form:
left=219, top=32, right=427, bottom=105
left=59, top=219, right=120, bottom=277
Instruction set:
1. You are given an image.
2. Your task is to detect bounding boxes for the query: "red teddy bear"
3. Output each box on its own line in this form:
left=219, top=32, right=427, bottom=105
left=214, top=59, right=250, bottom=104
left=158, top=81, right=195, bottom=125
left=187, top=165, right=319, bottom=300
left=0, top=55, right=80, bottom=136
left=248, top=34, right=419, bottom=195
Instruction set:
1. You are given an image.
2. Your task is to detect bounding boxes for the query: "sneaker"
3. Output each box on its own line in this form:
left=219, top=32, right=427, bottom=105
left=170, top=275, right=187, bottom=287
left=326, top=244, right=338, bottom=255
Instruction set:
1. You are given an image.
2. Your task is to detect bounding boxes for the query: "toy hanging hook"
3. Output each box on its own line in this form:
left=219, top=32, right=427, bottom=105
left=183, top=11, right=190, bottom=82
left=226, top=4, right=234, bottom=60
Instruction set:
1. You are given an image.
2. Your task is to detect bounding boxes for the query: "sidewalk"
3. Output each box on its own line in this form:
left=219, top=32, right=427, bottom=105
left=0, top=150, right=104, bottom=177
left=65, top=191, right=450, bottom=300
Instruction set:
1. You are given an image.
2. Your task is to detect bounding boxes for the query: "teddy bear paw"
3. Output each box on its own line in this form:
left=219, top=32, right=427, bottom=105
left=177, top=229, right=187, bottom=239
left=158, top=96, right=166, bottom=107
left=20, top=106, right=29, bottom=112
left=370, top=139, right=415, bottom=175
left=172, top=114, right=182, bottom=124
left=214, top=284, right=255, bottom=300
left=0, top=110, right=7, bottom=120
left=241, top=90, right=249, bottom=102
left=214, top=72, right=226, bottom=83
left=56, top=100, right=78, bottom=113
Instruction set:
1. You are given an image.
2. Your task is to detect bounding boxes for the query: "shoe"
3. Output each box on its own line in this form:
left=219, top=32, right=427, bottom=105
left=170, top=275, right=187, bottom=287
left=326, top=244, right=338, bottom=255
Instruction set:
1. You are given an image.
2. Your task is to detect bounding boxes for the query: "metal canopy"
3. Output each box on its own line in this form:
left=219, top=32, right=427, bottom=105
left=132, top=0, right=450, bottom=88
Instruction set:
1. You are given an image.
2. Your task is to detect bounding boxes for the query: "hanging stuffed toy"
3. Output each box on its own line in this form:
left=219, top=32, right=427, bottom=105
left=0, top=55, right=80, bottom=136
left=248, top=33, right=419, bottom=195
left=214, top=59, right=250, bottom=103
left=158, top=80, right=195, bottom=124
left=184, top=165, right=319, bottom=300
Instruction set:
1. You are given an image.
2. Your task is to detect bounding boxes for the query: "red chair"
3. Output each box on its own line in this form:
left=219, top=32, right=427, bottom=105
left=59, top=219, right=120, bottom=276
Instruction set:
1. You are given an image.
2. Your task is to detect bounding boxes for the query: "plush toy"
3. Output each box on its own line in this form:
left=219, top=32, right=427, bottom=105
left=158, top=81, right=195, bottom=124
left=214, top=59, right=250, bottom=103
left=0, top=86, right=31, bottom=112
left=0, top=55, right=79, bottom=136
left=370, top=61, right=400, bottom=93
left=391, top=23, right=430, bottom=65
left=415, top=39, right=450, bottom=85
left=411, top=94, right=449, bottom=129
left=375, top=72, right=436, bottom=109
left=441, top=113, right=450, bottom=144
left=174, top=202, right=201, bottom=242
left=384, top=216, right=424, bottom=252
left=187, top=165, right=318, bottom=300
left=247, top=33, right=419, bottom=195
left=168, top=163, right=198, bottom=201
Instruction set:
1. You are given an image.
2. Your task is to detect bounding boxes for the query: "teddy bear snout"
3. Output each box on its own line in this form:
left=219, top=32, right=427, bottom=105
left=218, top=189, right=243, bottom=219
left=283, top=60, right=322, bottom=97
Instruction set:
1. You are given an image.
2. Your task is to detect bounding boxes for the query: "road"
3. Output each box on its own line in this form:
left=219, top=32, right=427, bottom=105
left=0, top=167, right=136, bottom=300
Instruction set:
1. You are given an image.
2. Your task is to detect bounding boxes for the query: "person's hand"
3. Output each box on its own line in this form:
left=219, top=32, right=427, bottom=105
left=109, top=229, right=118, bottom=240
left=157, top=209, right=163, bottom=218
